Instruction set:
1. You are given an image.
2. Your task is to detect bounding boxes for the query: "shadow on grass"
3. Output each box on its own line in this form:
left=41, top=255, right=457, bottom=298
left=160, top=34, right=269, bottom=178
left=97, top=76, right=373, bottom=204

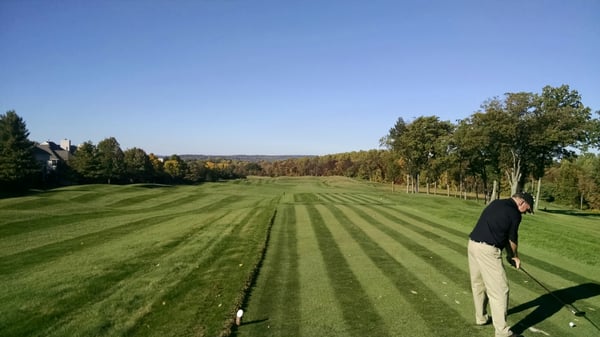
left=509, top=283, right=600, bottom=334
left=135, top=183, right=174, bottom=188
left=540, top=209, right=600, bottom=217
left=240, top=318, right=269, bottom=326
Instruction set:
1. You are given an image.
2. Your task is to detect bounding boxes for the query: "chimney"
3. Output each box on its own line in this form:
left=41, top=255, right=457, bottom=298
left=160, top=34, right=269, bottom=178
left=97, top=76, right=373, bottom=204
left=60, top=139, right=71, bottom=151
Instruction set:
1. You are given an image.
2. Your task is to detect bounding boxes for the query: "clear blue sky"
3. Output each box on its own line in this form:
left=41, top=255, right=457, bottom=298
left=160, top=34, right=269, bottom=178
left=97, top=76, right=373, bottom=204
left=1, top=0, right=599, bottom=156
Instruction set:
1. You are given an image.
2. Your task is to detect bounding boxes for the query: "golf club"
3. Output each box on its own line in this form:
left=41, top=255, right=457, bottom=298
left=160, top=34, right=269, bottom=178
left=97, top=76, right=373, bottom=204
left=519, top=267, right=600, bottom=332
left=519, top=266, right=585, bottom=317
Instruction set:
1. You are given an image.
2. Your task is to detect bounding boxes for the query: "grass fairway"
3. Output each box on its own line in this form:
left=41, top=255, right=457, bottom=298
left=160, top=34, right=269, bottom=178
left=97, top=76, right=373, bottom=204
left=0, top=181, right=280, bottom=337
left=234, top=177, right=600, bottom=337
left=1, top=177, right=599, bottom=337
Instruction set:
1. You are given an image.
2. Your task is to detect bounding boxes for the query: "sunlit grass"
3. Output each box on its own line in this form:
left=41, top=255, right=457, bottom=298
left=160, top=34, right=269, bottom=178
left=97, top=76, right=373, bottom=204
left=1, top=177, right=598, bottom=337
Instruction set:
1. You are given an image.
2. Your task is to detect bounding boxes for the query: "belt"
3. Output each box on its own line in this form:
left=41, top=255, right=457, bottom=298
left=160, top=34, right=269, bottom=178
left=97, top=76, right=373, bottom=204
left=470, top=239, right=500, bottom=249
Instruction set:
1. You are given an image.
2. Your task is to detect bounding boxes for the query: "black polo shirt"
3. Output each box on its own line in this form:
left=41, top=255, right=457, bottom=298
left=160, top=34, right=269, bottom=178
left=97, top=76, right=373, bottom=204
left=469, top=198, right=521, bottom=250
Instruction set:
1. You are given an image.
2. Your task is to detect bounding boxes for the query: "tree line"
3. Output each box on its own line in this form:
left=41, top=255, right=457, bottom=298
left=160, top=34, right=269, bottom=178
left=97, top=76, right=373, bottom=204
left=257, top=85, right=600, bottom=209
left=0, top=111, right=251, bottom=192
left=2, top=85, right=599, bottom=208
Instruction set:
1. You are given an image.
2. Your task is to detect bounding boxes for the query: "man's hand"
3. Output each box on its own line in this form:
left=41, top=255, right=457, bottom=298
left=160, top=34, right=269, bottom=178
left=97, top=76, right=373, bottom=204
left=507, top=256, right=521, bottom=269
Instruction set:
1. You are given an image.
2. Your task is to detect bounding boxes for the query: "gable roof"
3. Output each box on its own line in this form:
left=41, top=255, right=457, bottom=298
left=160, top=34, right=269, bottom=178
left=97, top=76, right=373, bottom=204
left=35, top=141, right=74, bottom=161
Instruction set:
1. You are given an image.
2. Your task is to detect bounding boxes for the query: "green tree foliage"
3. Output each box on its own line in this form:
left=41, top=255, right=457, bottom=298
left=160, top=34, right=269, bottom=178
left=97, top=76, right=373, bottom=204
left=575, top=154, right=599, bottom=209
left=184, top=160, right=209, bottom=183
left=454, top=85, right=596, bottom=197
left=384, top=116, right=453, bottom=192
left=528, top=85, right=596, bottom=167
left=6, top=85, right=598, bottom=209
left=0, top=110, right=39, bottom=192
left=123, top=147, right=153, bottom=183
left=453, top=111, right=504, bottom=199
left=70, top=141, right=101, bottom=183
left=97, top=137, right=124, bottom=184
left=148, top=153, right=165, bottom=182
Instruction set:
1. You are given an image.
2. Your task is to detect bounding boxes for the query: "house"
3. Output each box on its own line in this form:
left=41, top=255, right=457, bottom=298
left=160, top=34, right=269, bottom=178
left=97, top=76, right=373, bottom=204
left=34, top=139, right=76, bottom=171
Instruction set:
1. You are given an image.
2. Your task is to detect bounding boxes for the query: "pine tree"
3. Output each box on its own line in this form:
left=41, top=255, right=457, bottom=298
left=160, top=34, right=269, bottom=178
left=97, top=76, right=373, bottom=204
left=0, top=111, right=39, bottom=192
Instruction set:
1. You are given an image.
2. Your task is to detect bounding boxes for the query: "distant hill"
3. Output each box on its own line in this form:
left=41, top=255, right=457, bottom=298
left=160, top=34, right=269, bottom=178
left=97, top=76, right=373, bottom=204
left=177, top=154, right=314, bottom=162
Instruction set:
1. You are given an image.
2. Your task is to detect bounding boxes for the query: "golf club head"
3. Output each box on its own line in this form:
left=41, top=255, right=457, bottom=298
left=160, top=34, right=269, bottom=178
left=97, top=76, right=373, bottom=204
left=573, top=310, right=585, bottom=317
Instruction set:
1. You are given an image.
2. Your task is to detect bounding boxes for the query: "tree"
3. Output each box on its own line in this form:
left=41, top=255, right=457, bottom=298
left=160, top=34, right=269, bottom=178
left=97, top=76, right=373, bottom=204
left=123, top=147, right=152, bottom=183
left=0, top=110, right=39, bottom=192
left=453, top=113, right=502, bottom=201
left=163, top=155, right=186, bottom=183
left=574, top=153, right=600, bottom=209
left=464, top=86, right=596, bottom=206
left=385, top=116, right=453, bottom=192
left=97, top=137, right=124, bottom=184
left=148, top=153, right=164, bottom=182
left=515, top=85, right=595, bottom=208
left=184, top=160, right=208, bottom=183
left=70, top=141, right=101, bottom=183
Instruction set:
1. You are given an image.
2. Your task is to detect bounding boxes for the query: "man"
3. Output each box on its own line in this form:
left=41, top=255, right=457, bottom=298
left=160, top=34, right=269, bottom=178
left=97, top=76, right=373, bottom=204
left=467, top=191, right=534, bottom=337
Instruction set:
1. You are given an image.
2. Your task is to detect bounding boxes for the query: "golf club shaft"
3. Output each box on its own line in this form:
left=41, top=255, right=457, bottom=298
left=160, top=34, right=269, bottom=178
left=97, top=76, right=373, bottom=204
left=520, top=267, right=582, bottom=315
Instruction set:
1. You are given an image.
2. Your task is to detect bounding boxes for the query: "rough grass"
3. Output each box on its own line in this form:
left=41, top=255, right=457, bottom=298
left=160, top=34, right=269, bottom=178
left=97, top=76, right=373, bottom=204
left=1, top=177, right=599, bottom=337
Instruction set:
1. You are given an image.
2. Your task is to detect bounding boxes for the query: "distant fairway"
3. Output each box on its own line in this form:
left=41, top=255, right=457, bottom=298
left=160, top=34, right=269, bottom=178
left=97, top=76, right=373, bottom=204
left=1, top=177, right=599, bottom=337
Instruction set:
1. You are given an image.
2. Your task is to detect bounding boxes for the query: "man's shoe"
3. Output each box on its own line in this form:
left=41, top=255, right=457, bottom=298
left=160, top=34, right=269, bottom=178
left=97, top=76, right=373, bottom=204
left=475, top=317, right=492, bottom=326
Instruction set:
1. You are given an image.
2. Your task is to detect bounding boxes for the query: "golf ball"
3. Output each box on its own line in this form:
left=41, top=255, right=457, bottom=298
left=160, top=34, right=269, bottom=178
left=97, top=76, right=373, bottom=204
left=569, top=321, right=575, bottom=327
left=237, top=309, right=244, bottom=318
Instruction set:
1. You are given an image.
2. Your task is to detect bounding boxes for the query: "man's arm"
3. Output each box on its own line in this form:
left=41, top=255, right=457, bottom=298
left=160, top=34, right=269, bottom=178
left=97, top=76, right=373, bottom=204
left=508, top=240, right=520, bottom=269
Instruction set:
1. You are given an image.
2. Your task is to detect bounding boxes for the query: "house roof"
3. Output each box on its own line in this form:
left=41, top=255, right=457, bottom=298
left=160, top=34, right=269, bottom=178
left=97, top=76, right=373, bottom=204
left=35, top=141, right=73, bottom=161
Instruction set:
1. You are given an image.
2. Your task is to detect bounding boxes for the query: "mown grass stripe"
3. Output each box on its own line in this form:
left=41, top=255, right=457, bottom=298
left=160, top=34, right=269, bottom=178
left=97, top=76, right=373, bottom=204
left=340, top=193, right=383, bottom=205
left=234, top=205, right=301, bottom=337
left=0, top=195, right=243, bottom=275
left=121, top=207, right=274, bottom=337
left=323, top=204, right=484, bottom=336
left=305, top=204, right=390, bottom=337
left=40, top=199, right=273, bottom=337
left=364, top=204, right=597, bottom=334
left=295, top=205, right=346, bottom=337
left=315, top=205, right=430, bottom=336
left=0, top=207, right=245, bottom=337
left=0, top=190, right=215, bottom=239
left=314, top=193, right=337, bottom=204
left=383, top=204, right=598, bottom=286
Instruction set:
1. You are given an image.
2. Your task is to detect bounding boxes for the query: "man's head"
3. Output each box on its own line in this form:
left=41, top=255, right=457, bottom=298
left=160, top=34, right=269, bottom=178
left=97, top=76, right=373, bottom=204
left=513, top=192, right=534, bottom=214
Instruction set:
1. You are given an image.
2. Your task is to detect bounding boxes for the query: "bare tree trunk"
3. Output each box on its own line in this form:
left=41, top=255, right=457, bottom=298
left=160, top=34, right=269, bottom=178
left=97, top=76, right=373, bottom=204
left=535, top=177, right=542, bottom=212
left=416, top=174, right=420, bottom=193
left=506, top=150, right=521, bottom=195
left=406, top=174, right=410, bottom=193
left=490, top=180, right=498, bottom=204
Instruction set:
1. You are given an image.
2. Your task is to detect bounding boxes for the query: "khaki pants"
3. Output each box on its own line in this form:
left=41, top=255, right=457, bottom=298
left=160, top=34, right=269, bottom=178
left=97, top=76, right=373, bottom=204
left=468, top=240, right=513, bottom=337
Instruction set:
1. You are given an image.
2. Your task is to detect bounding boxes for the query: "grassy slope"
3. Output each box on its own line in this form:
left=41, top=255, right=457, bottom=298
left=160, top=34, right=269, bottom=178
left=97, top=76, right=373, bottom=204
left=1, top=177, right=598, bottom=337
left=0, top=181, right=280, bottom=337
left=237, top=177, right=600, bottom=337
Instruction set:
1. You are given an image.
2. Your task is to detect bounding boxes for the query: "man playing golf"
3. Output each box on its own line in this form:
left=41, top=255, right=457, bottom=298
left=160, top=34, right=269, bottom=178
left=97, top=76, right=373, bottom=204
left=467, top=191, right=534, bottom=337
